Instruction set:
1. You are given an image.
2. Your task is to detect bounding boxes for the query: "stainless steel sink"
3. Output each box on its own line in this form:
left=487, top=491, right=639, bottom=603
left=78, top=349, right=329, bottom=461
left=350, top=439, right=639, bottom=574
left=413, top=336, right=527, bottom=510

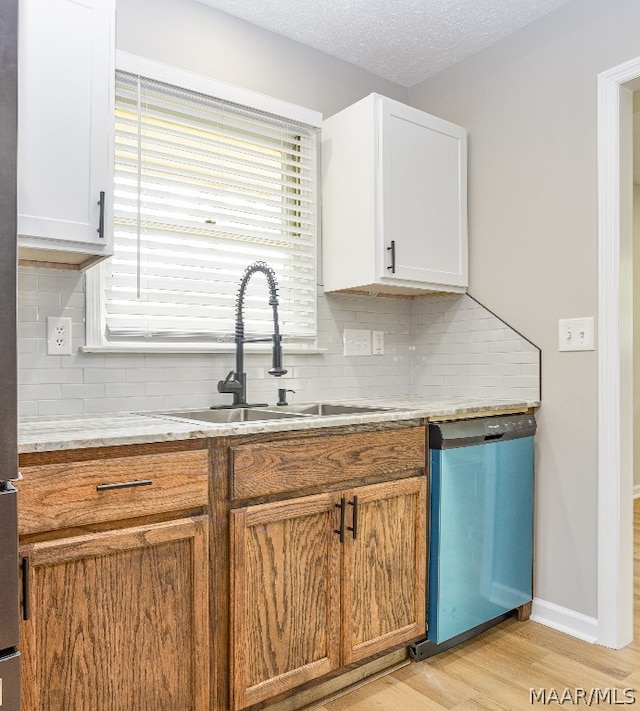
left=154, top=402, right=393, bottom=425
left=272, top=403, right=391, bottom=416
left=158, top=407, right=304, bottom=424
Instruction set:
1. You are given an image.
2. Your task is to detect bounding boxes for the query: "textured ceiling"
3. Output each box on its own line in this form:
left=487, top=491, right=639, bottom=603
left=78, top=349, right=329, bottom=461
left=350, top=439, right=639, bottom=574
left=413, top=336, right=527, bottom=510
left=193, top=0, right=573, bottom=87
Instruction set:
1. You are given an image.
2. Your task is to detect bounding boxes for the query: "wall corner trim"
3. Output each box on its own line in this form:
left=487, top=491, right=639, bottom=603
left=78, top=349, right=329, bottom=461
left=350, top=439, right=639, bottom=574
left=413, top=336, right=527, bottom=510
left=596, top=56, right=640, bottom=650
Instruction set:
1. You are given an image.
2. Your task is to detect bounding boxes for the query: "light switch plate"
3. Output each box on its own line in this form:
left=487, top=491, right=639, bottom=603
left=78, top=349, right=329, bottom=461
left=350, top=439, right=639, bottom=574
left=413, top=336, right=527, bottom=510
left=558, top=317, right=594, bottom=351
left=343, top=329, right=371, bottom=356
left=372, top=331, right=384, bottom=355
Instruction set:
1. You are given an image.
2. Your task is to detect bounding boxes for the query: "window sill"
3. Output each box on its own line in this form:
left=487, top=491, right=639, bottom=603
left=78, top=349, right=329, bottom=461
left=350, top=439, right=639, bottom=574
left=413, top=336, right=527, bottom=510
left=80, top=342, right=327, bottom=355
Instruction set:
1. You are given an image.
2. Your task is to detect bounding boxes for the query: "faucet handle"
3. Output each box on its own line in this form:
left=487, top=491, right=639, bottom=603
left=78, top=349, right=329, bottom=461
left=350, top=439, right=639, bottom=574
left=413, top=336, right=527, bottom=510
left=217, top=371, right=242, bottom=394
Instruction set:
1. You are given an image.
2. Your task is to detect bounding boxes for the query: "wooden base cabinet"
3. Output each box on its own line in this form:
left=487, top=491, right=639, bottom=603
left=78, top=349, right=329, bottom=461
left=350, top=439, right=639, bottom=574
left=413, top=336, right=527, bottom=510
left=231, top=493, right=342, bottom=710
left=16, top=443, right=211, bottom=711
left=230, top=476, right=426, bottom=710
left=20, top=516, right=209, bottom=711
left=341, top=478, right=427, bottom=665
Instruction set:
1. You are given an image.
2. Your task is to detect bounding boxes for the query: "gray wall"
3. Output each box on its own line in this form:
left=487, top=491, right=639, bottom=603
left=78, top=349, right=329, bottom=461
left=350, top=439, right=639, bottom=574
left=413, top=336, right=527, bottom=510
left=409, top=0, right=640, bottom=619
left=116, top=0, right=408, bottom=117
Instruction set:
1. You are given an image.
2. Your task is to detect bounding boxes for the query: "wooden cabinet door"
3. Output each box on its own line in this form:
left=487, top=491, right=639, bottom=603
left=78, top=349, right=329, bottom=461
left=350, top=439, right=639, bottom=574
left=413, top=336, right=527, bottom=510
left=341, top=477, right=427, bottom=665
left=20, top=516, right=209, bottom=711
left=230, top=493, right=342, bottom=711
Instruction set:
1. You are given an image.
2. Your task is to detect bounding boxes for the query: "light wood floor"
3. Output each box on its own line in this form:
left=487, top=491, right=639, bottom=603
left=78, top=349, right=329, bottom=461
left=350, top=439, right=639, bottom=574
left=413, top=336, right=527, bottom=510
left=315, top=499, right=640, bottom=711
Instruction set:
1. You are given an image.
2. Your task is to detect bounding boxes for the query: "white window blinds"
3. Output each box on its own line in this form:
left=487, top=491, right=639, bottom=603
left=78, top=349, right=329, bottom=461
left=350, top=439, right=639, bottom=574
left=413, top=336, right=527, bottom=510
left=105, top=70, right=318, bottom=344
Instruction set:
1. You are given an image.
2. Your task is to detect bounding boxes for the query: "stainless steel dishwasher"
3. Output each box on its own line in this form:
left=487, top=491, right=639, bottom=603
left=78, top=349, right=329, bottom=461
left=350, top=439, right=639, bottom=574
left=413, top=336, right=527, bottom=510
left=410, top=413, right=536, bottom=660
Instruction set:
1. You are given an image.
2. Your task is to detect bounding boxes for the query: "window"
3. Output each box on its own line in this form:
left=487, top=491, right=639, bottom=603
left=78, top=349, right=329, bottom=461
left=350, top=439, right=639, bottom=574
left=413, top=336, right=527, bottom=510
left=86, top=55, right=320, bottom=351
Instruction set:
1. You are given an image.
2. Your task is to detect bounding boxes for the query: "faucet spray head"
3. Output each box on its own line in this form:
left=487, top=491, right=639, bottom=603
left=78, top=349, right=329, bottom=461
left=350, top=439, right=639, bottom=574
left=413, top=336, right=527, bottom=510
left=269, top=334, right=287, bottom=376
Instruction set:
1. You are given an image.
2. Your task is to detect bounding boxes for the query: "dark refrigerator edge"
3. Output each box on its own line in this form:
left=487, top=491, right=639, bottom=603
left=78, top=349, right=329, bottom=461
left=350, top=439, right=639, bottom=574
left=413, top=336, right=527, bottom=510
left=0, top=0, right=21, bottom=708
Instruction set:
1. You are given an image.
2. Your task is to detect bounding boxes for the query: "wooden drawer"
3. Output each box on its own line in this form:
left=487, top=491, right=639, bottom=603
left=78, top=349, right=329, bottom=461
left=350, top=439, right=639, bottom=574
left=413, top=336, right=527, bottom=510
left=231, top=426, right=425, bottom=500
left=17, top=449, right=209, bottom=535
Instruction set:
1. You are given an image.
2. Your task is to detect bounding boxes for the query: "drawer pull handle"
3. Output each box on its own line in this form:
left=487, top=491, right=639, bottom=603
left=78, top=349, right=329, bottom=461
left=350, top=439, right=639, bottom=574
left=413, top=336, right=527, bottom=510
left=96, top=479, right=153, bottom=492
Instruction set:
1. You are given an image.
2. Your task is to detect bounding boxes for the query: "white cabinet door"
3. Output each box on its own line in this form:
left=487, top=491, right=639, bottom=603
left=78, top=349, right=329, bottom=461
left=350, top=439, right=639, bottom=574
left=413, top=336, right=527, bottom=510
left=321, top=93, right=467, bottom=295
left=378, top=98, right=467, bottom=288
left=18, top=0, right=114, bottom=266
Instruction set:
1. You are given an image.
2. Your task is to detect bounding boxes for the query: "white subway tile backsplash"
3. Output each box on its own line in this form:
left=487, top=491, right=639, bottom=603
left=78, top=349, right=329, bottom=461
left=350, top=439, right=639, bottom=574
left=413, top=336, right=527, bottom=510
left=17, top=268, right=540, bottom=414
left=125, top=367, right=165, bottom=383
left=504, top=376, right=540, bottom=389
left=60, top=383, right=106, bottom=399
left=38, top=368, right=84, bottom=384
left=487, top=339, right=525, bottom=353
left=411, top=294, right=539, bottom=401
left=18, top=322, right=46, bottom=339
left=19, top=383, right=62, bottom=401
left=17, top=339, right=39, bottom=355
left=37, top=398, right=84, bottom=417
left=84, top=368, right=124, bottom=384
left=36, top=273, right=83, bottom=293
left=82, top=396, right=166, bottom=414
left=104, top=382, right=146, bottom=398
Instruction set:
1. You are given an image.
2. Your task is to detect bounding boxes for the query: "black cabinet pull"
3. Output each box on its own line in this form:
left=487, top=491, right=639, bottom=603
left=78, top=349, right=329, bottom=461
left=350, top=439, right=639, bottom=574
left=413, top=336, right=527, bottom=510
left=22, top=556, right=30, bottom=621
left=97, top=191, right=106, bottom=239
left=386, top=240, right=396, bottom=273
left=347, top=496, right=358, bottom=539
left=96, top=479, right=153, bottom=492
left=334, top=497, right=346, bottom=543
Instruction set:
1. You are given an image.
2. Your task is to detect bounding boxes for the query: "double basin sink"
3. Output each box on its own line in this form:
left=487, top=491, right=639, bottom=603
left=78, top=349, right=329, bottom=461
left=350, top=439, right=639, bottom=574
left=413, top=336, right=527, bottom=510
left=157, top=403, right=392, bottom=425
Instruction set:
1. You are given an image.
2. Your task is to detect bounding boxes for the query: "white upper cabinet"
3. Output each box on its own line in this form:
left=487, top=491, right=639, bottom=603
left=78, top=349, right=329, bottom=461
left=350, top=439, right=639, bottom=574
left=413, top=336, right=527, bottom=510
left=18, top=0, right=115, bottom=268
left=321, top=93, right=467, bottom=295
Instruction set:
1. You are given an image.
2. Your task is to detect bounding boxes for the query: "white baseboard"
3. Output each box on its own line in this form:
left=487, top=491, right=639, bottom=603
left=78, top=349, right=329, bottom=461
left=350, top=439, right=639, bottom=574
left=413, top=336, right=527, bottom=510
left=530, top=598, right=598, bottom=643
left=633, top=484, right=640, bottom=499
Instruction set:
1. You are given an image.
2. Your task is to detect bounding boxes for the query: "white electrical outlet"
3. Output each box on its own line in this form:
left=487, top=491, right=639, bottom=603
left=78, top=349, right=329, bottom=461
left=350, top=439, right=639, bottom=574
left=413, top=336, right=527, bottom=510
left=372, top=331, right=384, bottom=355
left=558, top=317, right=594, bottom=352
left=47, top=317, right=73, bottom=355
left=343, top=329, right=371, bottom=356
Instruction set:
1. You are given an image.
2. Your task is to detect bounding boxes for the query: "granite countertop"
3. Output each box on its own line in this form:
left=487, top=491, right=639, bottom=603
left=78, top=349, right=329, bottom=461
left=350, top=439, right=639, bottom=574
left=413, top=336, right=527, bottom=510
left=18, top=396, right=540, bottom=454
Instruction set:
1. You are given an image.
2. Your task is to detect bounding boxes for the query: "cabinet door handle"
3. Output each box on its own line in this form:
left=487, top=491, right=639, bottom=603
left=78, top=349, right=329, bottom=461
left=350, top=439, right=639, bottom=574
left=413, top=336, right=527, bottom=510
left=96, top=479, right=153, bottom=492
left=347, top=496, right=358, bottom=539
left=386, top=240, right=396, bottom=273
left=334, top=497, right=346, bottom=543
left=97, top=191, right=106, bottom=239
left=22, top=556, right=30, bottom=621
